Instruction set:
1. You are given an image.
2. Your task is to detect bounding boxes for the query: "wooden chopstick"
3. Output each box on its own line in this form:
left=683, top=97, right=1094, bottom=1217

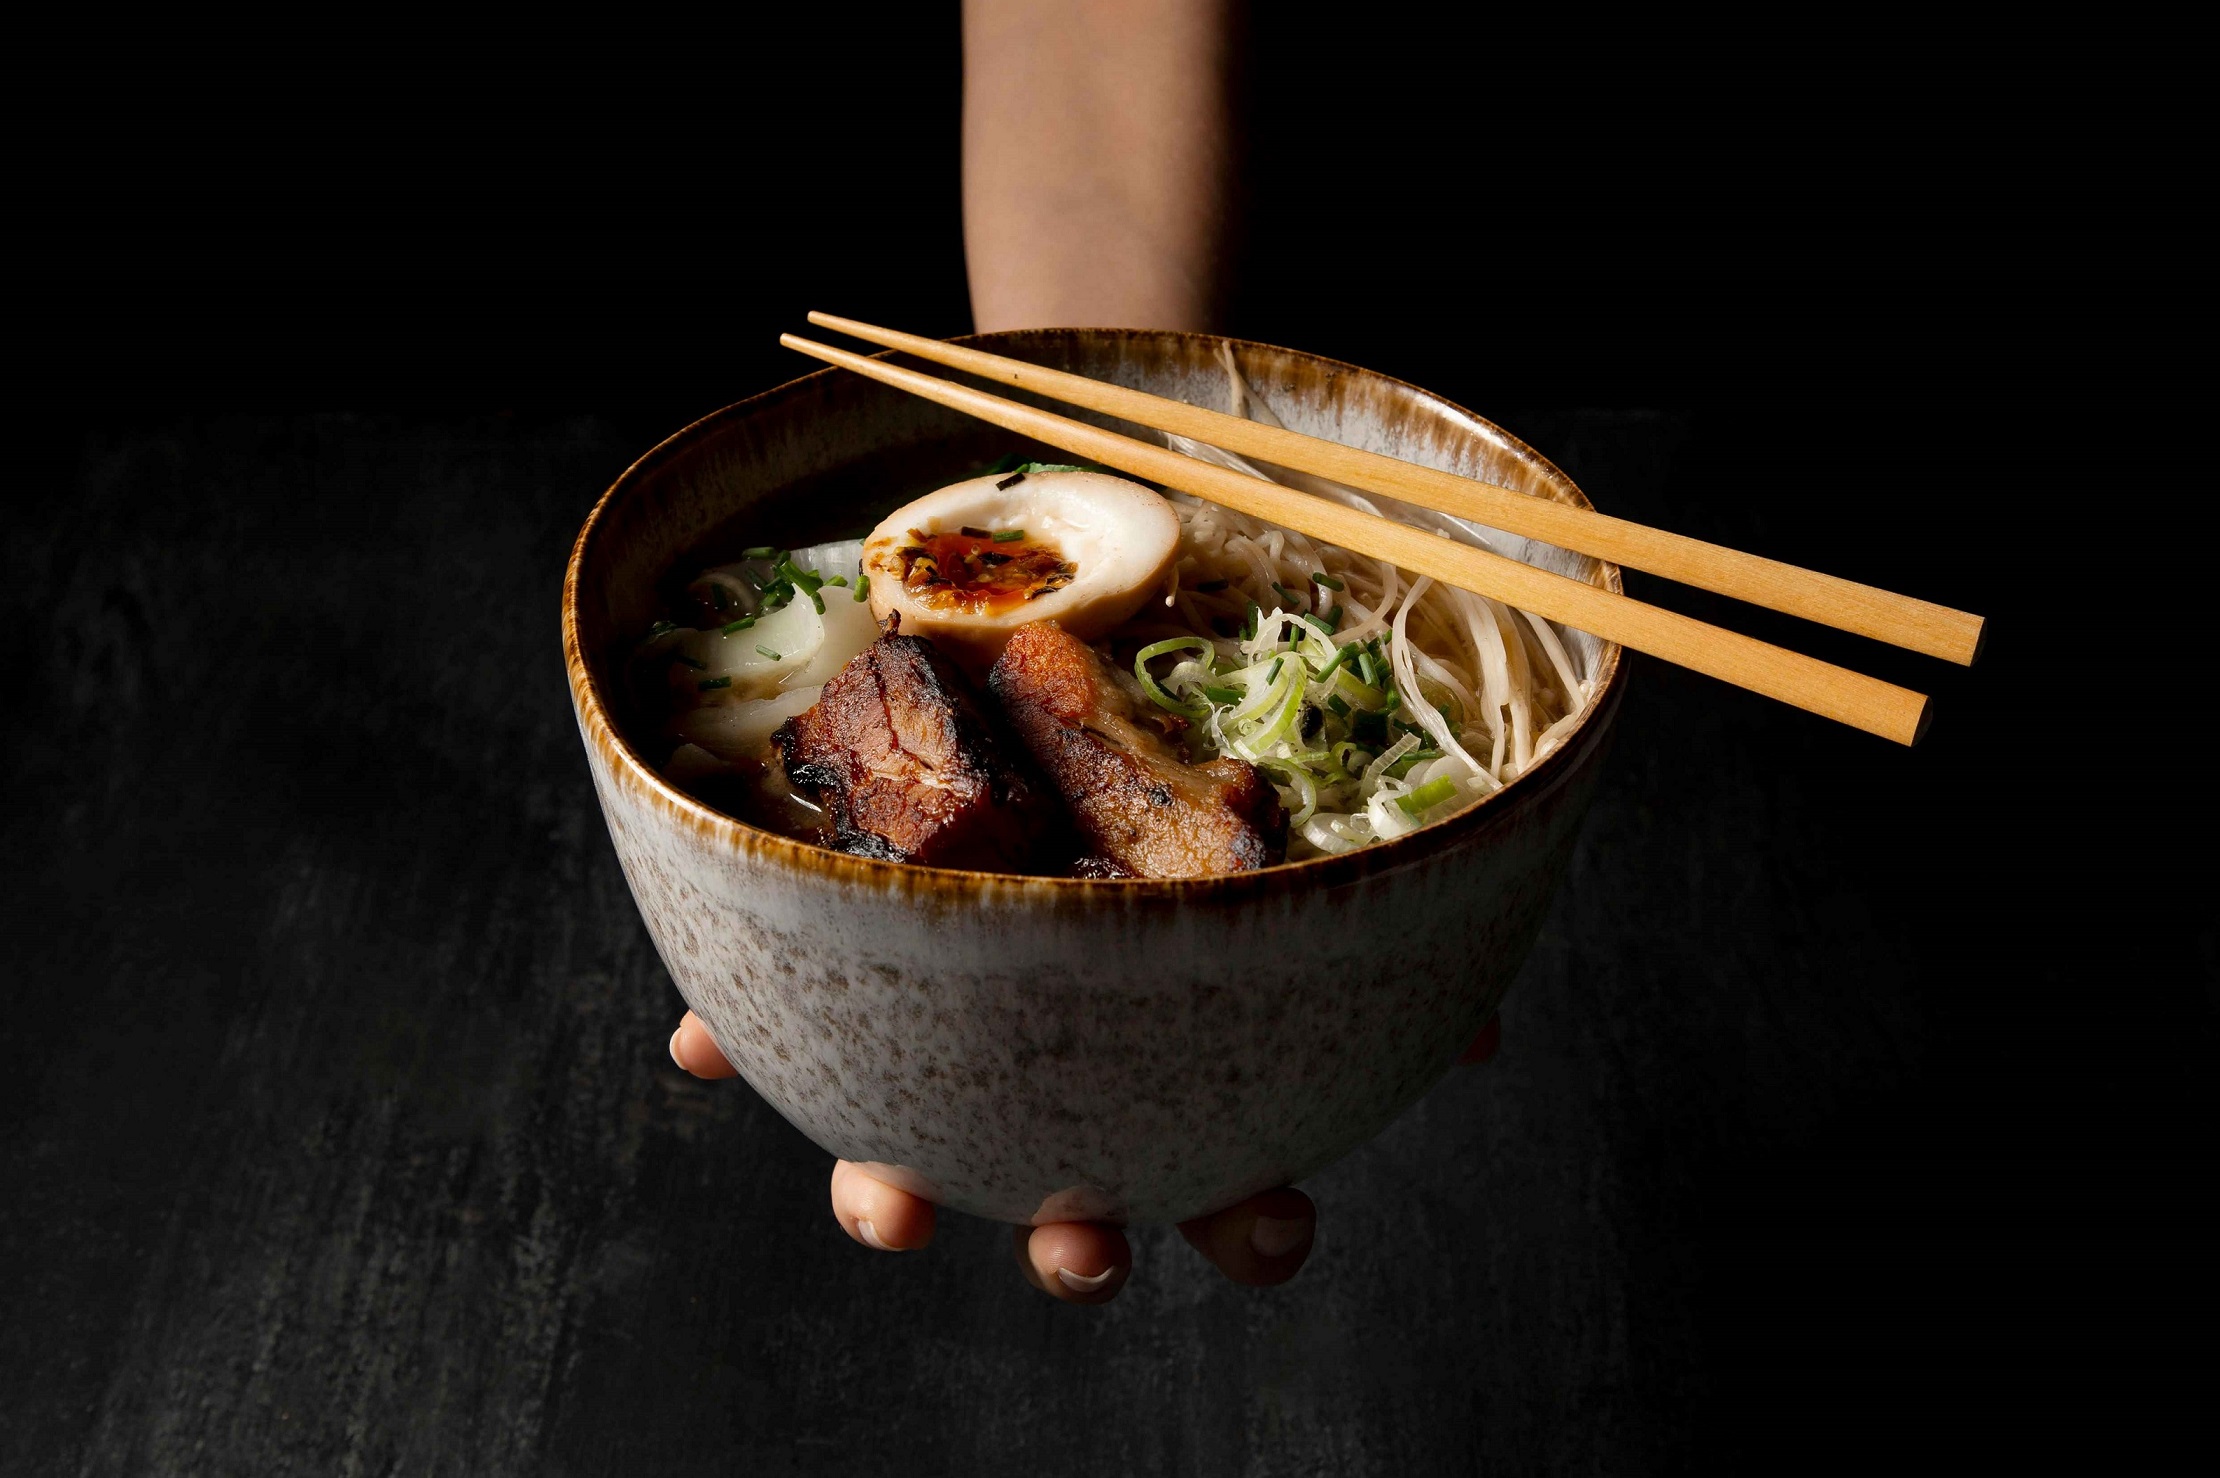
left=807, top=311, right=1986, bottom=668
left=781, top=333, right=1932, bottom=746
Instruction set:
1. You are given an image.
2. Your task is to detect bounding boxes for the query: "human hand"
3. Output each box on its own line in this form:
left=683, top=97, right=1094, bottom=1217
left=668, top=1009, right=1503, bottom=1304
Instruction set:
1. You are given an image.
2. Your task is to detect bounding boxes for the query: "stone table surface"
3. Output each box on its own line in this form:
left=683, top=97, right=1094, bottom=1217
left=2, top=406, right=2206, bottom=1476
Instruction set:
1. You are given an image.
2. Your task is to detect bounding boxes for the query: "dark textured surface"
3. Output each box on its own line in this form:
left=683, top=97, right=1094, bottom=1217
left=3, top=395, right=2207, bottom=1475
left=5, top=25, right=2210, bottom=1469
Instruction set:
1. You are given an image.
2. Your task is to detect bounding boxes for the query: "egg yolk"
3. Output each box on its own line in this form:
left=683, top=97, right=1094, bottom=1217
left=895, top=528, right=1076, bottom=615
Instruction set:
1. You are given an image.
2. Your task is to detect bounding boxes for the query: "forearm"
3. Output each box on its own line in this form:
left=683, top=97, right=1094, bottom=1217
left=962, top=0, right=1239, bottom=333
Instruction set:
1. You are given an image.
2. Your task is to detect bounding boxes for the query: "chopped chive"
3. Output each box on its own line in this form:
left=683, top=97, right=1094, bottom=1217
left=1242, top=600, right=1260, bottom=641
left=1324, top=604, right=1345, bottom=633
left=992, top=528, right=1026, bottom=543
left=1192, top=577, right=1230, bottom=593
left=777, top=559, right=825, bottom=594
left=1201, top=683, right=1243, bottom=704
left=755, top=644, right=782, bottom=660
left=1381, top=689, right=1402, bottom=716
left=825, top=575, right=849, bottom=587
left=741, top=545, right=776, bottom=559
left=960, top=525, right=992, bottom=537
left=853, top=575, right=871, bottom=601
left=697, top=675, right=731, bottom=691
left=672, top=653, right=706, bottom=670
left=1266, top=656, right=1284, bottom=685
left=1387, top=747, right=1442, bottom=780
left=1271, top=581, right=1304, bottom=609
left=1397, top=777, right=1457, bottom=816
left=1303, top=612, right=1336, bottom=638
left=1315, top=641, right=1359, bottom=682
left=1311, top=572, right=1344, bottom=591
left=993, top=471, right=1027, bottom=490
left=807, top=589, right=825, bottom=613
left=720, top=617, right=756, bottom=634
left=708, top=585, right=730, bottom=611
left=1326, top=693, right=1351, bottom=717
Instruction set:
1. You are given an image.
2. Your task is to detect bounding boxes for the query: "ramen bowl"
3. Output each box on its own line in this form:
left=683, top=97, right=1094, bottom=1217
left=563, top=329, right=1624, bottom=1225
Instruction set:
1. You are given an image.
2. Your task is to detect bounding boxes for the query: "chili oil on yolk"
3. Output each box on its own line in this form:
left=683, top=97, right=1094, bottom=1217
left=895, top=528, right=1076, bottom=614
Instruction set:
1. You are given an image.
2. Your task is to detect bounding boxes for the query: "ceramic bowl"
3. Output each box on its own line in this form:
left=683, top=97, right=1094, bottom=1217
left=563, top=330, right=1624, bottom=1225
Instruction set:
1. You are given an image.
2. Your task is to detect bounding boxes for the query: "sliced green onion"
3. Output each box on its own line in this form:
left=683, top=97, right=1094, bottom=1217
left=1201, top=683, right=1243, bottom=705
left=672, top=653, right=706, bottom=670
left=697, top=675, right=732, bottom=691
left=1133, top=636, right=1212, bottom=718
left=1397, top=777, right=1457, bottom=816
left=853, top=574, right=871, bottom=601
left=755, top=645, right=782, bottom=660
left=720, top=617, right=756, bottom=634
left=993, top=528, right=1026, bottom=543
left=1311, top=572, right=1344, bottom=591
left=1326, top=693, right=1351, bottom=717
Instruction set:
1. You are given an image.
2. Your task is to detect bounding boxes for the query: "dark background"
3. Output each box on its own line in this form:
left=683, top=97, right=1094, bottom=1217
left=5, top=13, right=2211, bottom=1475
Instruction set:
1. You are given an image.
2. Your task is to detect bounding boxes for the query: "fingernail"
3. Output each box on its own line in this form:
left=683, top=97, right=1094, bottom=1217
left=668, top=1027, right=687, bottom=1071
left=1056, top=1266, right=1116, bottom=1293
left=856, top=1218, right=900, bottom=1252
left=1250, top=1215, right=1310, bottom=1259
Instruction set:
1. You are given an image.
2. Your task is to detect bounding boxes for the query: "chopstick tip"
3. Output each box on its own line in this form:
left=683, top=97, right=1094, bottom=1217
left=1964, top=616, right=1988, bottom=668
left=1909, top=695, right=1937, bottom=748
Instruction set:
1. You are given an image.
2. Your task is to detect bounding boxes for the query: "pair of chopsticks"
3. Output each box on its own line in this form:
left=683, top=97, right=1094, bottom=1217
left=781, top=314, right=1985, bottom=746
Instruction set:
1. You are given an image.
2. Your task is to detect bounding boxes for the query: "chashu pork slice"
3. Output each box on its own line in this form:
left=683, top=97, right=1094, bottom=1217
left=988, top=621, right=1286, bottom=879
left=773, top=632, right=1054, bottom=869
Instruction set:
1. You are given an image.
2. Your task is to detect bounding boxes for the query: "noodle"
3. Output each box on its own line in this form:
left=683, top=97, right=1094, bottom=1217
left=1145, top=357, right=1593, bottom=857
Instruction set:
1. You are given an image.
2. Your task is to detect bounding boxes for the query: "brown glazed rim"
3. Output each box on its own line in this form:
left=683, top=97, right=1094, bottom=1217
left=562, top=329, right=1626, bottom=902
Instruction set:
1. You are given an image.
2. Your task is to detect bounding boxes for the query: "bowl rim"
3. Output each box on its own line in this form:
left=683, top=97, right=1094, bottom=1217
left=562, top=328, right=1626, bottom=900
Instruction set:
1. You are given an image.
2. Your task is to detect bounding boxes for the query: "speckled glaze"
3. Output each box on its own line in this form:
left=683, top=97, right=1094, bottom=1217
left=563, top=331, right=1625, bottom=1225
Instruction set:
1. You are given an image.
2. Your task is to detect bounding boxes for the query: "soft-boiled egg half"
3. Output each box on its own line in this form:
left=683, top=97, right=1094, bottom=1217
left=863, top=469, right=1180, bottom=670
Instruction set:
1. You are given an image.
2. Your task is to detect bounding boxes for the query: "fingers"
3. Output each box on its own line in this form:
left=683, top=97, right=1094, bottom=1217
left=1011, top=1221, right=1132, bottom=1304
left=1177, top=1186, right=1317, bottom=1286
left=1458, top=1012, right=1502, bottom=1065
left=668, top=1010, right=739, bottom=1079
left=830, top=1160, right=937, bottom=1252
